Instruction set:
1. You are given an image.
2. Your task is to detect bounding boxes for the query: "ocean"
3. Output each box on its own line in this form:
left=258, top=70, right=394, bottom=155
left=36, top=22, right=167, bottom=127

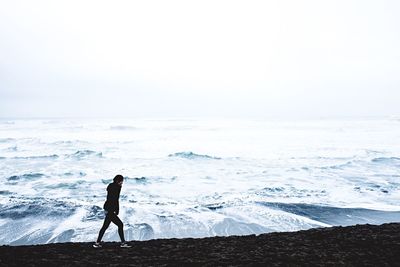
left=1, top=118, right=400, bottom=245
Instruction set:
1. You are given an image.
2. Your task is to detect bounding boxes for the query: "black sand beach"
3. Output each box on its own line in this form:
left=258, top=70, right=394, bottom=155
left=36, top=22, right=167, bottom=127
left=1, top=223, right=399, bottom=266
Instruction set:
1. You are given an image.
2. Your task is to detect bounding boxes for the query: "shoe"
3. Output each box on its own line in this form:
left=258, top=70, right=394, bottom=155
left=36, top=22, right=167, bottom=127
left=120, top=242, right=131, bottom=248
left=93, top=242, right=102, bottom=248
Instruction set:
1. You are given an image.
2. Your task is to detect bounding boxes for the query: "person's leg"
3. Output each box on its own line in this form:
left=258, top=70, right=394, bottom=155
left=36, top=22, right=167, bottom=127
left=110, top=213, right=125, bottom=242
left=96, top=212, right=112, bottom=243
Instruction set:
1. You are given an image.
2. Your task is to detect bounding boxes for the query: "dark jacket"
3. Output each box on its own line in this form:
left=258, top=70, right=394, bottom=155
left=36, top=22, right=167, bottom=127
left=103, top=182, right=121, bottom=214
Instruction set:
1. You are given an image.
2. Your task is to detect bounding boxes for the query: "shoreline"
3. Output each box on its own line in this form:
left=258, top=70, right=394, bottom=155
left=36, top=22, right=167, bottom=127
left=1, top=223, right=400, bottom=266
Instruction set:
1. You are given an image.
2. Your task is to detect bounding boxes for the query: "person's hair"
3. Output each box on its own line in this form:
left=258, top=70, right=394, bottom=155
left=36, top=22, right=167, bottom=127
left=113, top=174, right=124, bottom=183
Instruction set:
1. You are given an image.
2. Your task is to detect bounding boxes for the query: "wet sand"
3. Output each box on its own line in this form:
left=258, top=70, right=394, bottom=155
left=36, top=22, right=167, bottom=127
left=1, top=223, right=399, bottom=266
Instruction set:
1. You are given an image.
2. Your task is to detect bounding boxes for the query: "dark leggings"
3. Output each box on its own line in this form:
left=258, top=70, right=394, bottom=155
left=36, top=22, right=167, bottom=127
left=96, top=211, right=125, bottom=243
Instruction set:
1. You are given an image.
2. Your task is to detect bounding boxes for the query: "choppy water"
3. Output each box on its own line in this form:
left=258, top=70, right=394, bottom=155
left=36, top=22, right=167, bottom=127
left=1, top=118, right=400, bottom=245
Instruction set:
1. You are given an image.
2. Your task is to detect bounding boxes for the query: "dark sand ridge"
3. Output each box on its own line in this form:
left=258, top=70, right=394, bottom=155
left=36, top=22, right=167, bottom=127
left=1, top=223, right=399, bottom=266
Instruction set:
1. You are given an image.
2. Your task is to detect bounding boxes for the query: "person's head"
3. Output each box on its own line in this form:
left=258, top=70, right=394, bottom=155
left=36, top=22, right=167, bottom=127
left=113, top=174, right=124, bottom=186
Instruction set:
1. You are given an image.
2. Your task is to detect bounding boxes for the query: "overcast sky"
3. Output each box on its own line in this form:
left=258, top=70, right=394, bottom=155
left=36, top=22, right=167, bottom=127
left=0, top=0, right=399, bottom=118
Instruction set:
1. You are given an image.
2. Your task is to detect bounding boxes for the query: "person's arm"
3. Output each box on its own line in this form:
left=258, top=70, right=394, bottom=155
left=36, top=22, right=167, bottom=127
left=115, top=186, right=120, bottom=215
left=110, top=184, right=120, bottom=214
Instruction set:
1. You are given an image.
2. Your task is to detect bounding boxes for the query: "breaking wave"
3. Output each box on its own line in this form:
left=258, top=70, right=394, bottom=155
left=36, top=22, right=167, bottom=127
left=6, top=173, right=45, bottom=181
left=68, top=150, right=103, bottom=159
left=0, top=138, right=15, bottom=142
left=258, top=202, right=400, bottom=226
left=0, top=199, right=77, bottom=220
left=11, top=155, right=59, bottom=160
left=371, top=157, right=400, bottom=164
left=168, top=151, right=221, bottom=160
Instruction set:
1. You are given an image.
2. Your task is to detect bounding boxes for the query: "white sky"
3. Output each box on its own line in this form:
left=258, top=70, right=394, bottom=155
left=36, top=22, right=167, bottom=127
left=0, top=0, right=399, bottom=118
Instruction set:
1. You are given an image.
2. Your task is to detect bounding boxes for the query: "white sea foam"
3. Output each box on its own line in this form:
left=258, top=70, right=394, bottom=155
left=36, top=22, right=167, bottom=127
left=1, top=118, right=400, bottom=245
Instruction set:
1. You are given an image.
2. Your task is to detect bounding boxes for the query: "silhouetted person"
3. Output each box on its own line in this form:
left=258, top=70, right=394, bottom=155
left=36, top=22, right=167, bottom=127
left=93, top=175, right=131, bottom=248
